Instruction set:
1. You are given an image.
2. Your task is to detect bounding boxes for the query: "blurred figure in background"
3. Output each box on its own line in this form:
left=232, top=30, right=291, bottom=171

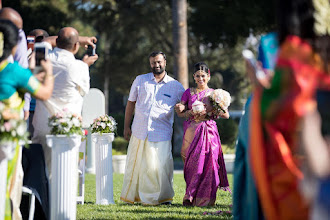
left=233, top=32, right=279, bottom=220
left=0, top=7, right=32, bottom=122
left=32, top=27, right=98, bottom=178
left=26, top=29, right=49, bottom=139
left=0, top=19, right=53, bottom=220
left=249, top=0, right=330, bottom=219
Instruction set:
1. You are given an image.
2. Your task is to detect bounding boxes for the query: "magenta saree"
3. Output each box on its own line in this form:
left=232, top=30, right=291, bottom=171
left=181, top=88, right=230, bottom=206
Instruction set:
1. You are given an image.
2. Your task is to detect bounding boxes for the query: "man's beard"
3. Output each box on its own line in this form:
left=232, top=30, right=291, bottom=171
left=152, top=66, right=165, bottom=75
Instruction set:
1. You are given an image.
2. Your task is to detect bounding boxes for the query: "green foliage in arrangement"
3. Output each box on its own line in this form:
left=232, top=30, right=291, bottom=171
left=90, top=114, right=117, bottom=134
left=216, top=118, right=238, bottom=148
left=77, top=173, right=234, bottom=219
left=48, top=110, right=83, bottom=136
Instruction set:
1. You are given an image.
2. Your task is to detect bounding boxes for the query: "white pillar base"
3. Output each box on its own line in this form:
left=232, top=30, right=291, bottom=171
left=0, top=142, right=16, bottom=220
left=85, top=128, right=95, bottom=174
left=92, top=133, right=115, bottom=205
left=46, top=135, right=81, bottom=220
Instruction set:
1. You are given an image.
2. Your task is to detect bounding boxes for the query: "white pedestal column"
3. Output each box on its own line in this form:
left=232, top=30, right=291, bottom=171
left=46, top=135, right=81, bottom=220
left=0, top=142, right=15, bottom=220
left=92, top=133, right=115, bottom=205
left=86, top=128, right=95, bottom=174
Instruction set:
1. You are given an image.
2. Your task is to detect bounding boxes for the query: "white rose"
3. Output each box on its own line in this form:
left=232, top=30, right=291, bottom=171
left=192, top=100, right=205, bottom=113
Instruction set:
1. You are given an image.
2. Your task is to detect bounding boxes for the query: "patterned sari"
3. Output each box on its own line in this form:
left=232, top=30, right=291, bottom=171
left=250, top=35, right=330, bottom=220
left=181, top=88, right=230, bottom=207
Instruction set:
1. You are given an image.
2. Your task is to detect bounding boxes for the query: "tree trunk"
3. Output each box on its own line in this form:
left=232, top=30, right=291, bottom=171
left=172, top=0, right=188, bottom=158
left=172, top=0, right=188, bottom=89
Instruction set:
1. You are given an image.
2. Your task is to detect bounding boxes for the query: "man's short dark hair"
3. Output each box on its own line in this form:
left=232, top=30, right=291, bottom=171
left=149, top=51, right=166, bottom=60
left=28, top=29, right=49, bottom=42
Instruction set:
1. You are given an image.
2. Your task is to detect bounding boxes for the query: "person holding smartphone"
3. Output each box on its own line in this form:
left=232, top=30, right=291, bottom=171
left=0, top=19, right=54, bottom=220
left=31, top=27, right=98, bottom=178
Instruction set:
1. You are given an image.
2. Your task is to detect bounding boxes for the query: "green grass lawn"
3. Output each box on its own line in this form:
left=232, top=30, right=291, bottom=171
left=77, top=173, right=233, bottom=220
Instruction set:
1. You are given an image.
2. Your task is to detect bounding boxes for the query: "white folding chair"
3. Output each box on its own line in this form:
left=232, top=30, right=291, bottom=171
left=21, top=186, right=35, bottom=220
left=77, top=139, right=86, bottom=204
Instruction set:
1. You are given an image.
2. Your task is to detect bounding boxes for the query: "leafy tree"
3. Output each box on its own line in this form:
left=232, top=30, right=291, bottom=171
left=188, top=0, right=277, bottom=47
left=2, top=0, right=70, bottom=35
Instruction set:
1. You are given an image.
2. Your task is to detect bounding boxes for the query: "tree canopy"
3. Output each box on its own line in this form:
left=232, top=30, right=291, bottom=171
left=3, top=0, right=277, bottom=112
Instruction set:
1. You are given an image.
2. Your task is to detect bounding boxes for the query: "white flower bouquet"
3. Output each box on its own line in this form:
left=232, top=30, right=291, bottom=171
left=48, top=108, right=83, bottom=136
left=192, top=100, right=206, bottom=113
left=209, top=89, right=231, bottom=114
left=90, top=114, right=117, bottom=134
left=0, top=102, right=29, bottom=144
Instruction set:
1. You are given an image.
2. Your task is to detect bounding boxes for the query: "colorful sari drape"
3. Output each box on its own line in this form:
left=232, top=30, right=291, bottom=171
left=250, top=35, right=330, bottom=220
left=181, top=88, right=230, bottom=207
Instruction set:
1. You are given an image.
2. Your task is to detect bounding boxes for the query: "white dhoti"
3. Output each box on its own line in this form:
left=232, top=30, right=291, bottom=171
left=120, top=135, right=174, bottom=205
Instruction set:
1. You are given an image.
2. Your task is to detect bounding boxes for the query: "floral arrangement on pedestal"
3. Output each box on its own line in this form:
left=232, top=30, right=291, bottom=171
left=48, top=108, right=83, bottom=136
left=90, top=114, right=117, bottom=134
left=0, top=102, right=28, bottom=144
left=209, top=89, right=231, bottom=114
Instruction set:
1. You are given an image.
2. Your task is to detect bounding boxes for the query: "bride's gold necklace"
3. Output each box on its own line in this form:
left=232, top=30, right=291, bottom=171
left=195, top=87, right=209, bottom=101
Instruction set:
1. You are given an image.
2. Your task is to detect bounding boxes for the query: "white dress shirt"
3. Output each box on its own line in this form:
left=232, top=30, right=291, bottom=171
left=32, top=48, right=90, bottom=168
left=129, top=72, right=185, bottom=142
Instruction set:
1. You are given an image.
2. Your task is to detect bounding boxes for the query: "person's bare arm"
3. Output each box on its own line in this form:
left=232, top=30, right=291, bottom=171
left=82, top=54, right=99, bottom=67
left=175, top=103, right=187, bottom=118
left=124, top=101, right=136, bottom=141
left=302, top=110, right=330, bottom=178
left=32, top=60, right=54, bottom=100
left=43, top=36, right=97, bottom=49
left=42, top=36, right=58, bottom=48
left=219, top=110, right=230, bottom=119
left=79, top=36, right=97, bottom=48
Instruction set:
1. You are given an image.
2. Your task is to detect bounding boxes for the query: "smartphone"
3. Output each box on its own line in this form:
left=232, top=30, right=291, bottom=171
left=34, top=42, right=48, bottom=66
left=27, top=36, right=35, bottom=51
left=86, top=45, right=96, bottom=56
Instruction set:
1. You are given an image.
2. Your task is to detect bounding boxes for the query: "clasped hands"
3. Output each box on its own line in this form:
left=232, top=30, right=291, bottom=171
left=175, top=103, right=213, bottom=120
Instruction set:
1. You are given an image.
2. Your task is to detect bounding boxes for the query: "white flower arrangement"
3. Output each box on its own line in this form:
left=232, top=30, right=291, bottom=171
left=192, top=100, right=206, bottom=113
left=48, top=108, right=83, bottom=136
left=90, top=114, right=117, bottom=134
left=209, top=89, right=231, bottom=114
left=0, top=102, right=29, bottom=144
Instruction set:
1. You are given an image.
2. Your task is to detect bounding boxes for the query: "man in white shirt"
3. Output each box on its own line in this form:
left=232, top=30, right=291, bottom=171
left=120, top=51, right=185, bottom=205
left=32, top=27, right=98, bottom=176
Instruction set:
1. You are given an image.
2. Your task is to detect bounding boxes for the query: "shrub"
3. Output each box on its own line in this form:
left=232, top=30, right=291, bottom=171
left=111, top=113, right=125, bottom=137
left=216, top=117, right=238, bottom=148
left=112, top=136, right=128, bottom=155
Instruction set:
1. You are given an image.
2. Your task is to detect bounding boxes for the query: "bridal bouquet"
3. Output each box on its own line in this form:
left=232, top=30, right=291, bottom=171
left=48, top=109, right=83, bottom=136
left=0, top=102, right=29, bottom=144
left=192, top=100, right=206, bottom=113
left=90, top=114, right=117, bottom=134
left=209, top=89, right=231, bottom=114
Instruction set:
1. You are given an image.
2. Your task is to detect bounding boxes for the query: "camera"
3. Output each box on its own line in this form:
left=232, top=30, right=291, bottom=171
left=34, top=42, right=48, bottom=66
left=86, top=42, right=96, bottom=56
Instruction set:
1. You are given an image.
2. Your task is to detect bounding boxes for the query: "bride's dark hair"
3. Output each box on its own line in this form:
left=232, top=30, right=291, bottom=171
left=193, top=62, right=210, bottom=74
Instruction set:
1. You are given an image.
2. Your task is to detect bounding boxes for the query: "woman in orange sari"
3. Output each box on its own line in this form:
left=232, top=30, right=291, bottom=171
left=249, top=0, right=330, bottom=219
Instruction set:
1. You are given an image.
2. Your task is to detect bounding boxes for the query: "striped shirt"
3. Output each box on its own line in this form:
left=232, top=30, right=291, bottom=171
left=129, top=72, right=185, bottom=142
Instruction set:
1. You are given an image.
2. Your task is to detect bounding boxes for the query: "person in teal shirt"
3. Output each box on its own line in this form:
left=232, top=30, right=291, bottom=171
left=0, top=19, right=54, bottom=219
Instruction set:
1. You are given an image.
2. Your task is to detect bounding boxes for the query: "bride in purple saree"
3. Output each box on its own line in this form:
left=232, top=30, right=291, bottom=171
left=176, top=62, right=231, bottom=207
